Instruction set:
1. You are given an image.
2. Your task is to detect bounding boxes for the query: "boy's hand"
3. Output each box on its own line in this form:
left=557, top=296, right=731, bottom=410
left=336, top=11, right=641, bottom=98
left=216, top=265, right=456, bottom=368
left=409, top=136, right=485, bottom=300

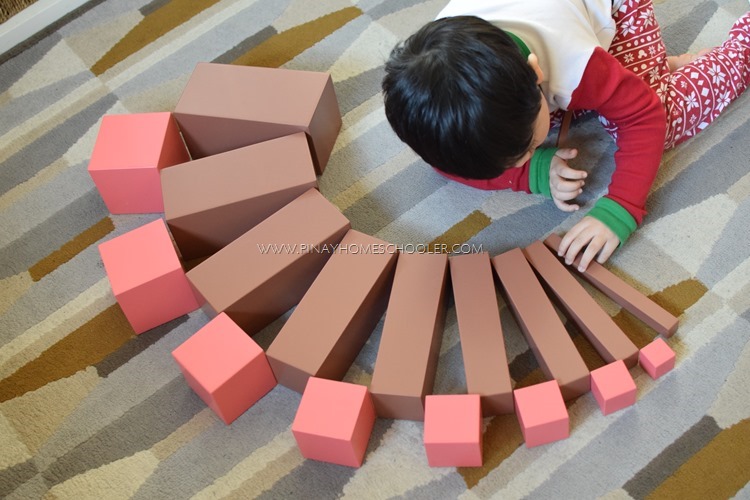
left=549, top=148, right=587, bottom=212
left=558, top=216, right=620, bottom=272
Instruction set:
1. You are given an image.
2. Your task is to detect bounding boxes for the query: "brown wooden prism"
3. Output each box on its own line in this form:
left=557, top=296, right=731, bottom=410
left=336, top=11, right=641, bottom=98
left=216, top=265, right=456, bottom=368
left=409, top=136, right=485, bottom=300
left=174, top=62, right=341, bottom=174
left=186, top=188, right=350, bottom=335
left=162, top=132, right=317, bottom=260
left=523, top=241, right=639, bottom=368
left=370, top=252, right=449, bottom=420
left=492, top=248, right=590, bottom=400
left=266, top=230, right=397, bottom=393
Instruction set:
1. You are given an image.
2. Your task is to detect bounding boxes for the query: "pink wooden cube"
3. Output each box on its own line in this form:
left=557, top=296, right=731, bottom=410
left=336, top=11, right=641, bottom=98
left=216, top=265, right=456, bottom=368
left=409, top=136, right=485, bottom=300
left=639, top=338, right=676, bottom=379
left=513, top=380, right=569, bottom=448
left=172, top=313, right=277, bottom=424
left=423, top=394, right=482, bottom=467
left=292, top=377, right=375, bottom=467
left=591, top=360, right=637, bottom=416
left=98, top=219, right=200, bottom=334
left=88, top=112, right=190, bottom=213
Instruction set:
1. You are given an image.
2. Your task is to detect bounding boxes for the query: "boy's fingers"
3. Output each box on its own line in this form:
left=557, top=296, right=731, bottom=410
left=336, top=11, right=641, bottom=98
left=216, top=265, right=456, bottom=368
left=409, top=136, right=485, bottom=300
left=553, top=179, right=584, bottom=193
left=557, top=164, right=587, bottom=180
left=553, top=198, right=580, bottom=212
left=554, top=148, right=578, bottom=160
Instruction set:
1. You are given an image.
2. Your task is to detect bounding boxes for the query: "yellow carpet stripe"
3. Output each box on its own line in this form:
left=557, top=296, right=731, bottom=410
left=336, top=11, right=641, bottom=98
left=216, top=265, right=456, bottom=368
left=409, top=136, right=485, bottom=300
left=427, top=210, right=492, bottom=253
left=0, top=305, right=133, bottom=403
left=232, top=7, right=362, bottom=67
left=91, top=0, right=223, bottom=76
left=647, top=419, right=750, bottom=499
left=29, top=217, right=114, bottom=282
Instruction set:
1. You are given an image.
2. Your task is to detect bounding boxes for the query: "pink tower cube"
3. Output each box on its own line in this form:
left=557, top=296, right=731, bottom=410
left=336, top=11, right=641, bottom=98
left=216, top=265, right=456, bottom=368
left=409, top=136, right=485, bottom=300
left=423, top=394, right=483, bottom=467
left=88, top=112, right=190, bottom=213
left=172, top=313, right=277, bottom=424
left=292, top=377, right=376, bottom=468
left=513, top=380, right=569, bottom=448
left=639, top=338, right=676, bottom=379
left=590, top=360, right=637, bottom=415
left=98, top=219, right=200, bottom=334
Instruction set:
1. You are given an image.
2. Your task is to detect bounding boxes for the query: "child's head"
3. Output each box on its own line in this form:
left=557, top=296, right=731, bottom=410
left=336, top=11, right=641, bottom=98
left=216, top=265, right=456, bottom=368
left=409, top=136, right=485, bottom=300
left=382, top=16, right=548, bottom=179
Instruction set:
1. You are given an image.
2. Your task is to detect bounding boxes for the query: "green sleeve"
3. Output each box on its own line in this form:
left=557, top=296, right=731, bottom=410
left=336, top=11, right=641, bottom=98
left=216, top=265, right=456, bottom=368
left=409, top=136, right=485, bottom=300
left=588, top=197, right=638, bottom=245
left=528, top=148, right=557, bottom=198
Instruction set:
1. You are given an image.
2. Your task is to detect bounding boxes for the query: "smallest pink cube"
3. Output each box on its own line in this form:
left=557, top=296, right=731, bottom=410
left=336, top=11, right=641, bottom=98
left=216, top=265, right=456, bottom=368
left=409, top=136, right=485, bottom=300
left=292, top=378, right=375, bottom=468
left=88, top=112, right=189, bottom=214
left=172, top=313, right=277, bottom=424
left=514, top=380, right=569, bottom=448
left=98, top=219, right=200, bottom=334
left=591, top=360, right=637, bottom=416
left=424, top=394, right=482, bottom=467
left=639, top=338, right=676, bottom=379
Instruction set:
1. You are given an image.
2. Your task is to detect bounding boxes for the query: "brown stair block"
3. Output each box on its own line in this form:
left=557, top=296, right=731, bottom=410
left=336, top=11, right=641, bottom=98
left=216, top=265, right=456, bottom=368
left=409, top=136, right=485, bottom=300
left=523, top=241, right=639, bottom=368
left=161, top=132, right=317, bottom=260
left=370, top=252, right=449, bottom=420
left=174, top=62, right=341, bottom=174
left=543, top=234, right=679, bottom=337
left=266, top=230, right=398, bottom=393
left=492, top=248, right=590, bottom=400
left=449, top=252, right=513, bottom=416
left=186, top=188, right=350, bottom=335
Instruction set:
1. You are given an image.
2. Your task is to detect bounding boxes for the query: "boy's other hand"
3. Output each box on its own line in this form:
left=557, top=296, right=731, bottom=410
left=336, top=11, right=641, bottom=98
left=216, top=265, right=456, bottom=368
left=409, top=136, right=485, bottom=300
left=558, top=216, right=620, bottom=272
left=549, top=148, right=587, bottom=212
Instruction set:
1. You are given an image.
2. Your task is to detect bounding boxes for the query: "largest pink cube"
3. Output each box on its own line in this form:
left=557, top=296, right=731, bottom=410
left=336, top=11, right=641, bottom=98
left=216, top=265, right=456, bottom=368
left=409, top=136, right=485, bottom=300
left=424, top=394, right=483, bottom=467
left=513, top=380, right=569, bottom=448
left=172, top=313, right=277, bottom=424
left=88, top=112, right=190, bottom=213
left=98, top=219, right=200, bottom=334
left=292, top=377, right=375, bottom=467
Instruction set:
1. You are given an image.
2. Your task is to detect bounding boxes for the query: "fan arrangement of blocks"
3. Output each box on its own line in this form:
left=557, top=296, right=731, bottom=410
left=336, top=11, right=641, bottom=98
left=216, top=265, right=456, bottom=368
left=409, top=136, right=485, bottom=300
left=89, top=62, right=678, bottom=469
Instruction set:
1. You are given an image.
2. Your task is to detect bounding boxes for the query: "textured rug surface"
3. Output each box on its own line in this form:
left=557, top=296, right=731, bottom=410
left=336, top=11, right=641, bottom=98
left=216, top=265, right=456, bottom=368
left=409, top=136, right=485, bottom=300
left=1, top=0, right=749, bottom=498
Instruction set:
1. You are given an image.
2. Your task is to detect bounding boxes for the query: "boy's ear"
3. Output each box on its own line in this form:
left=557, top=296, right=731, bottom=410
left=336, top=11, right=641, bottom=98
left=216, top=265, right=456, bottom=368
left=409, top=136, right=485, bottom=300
left=527, top=53, right=545, bottom=84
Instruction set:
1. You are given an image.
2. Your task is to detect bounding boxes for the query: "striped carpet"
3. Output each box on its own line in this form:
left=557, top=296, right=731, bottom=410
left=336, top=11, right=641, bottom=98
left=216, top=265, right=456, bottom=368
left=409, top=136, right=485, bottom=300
left=1, top=0, right=749, bottom=498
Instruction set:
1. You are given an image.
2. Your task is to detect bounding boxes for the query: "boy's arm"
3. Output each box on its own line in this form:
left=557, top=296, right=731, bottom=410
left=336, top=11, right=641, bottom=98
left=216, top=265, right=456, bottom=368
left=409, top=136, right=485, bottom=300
left=432, top=147, right=556, bottom=193
left=569, top=46, right=667, bottom=231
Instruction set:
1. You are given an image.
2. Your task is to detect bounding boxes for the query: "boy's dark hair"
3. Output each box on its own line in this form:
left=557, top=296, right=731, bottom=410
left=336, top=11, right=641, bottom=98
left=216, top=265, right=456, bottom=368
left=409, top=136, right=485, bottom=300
left=382, top=16, right=541, bottom=179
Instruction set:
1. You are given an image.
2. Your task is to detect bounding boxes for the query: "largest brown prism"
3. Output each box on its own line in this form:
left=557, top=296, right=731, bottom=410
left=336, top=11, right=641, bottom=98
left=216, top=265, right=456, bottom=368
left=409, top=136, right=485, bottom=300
left=266, top=230, right=398, bottom=393
left=186, top=188, right=350, bottom=335
left=162, top=133, right=318, bottom=260
left=174, top=62, right=341, bottom=174
left=370, top=252, right=449, bottom=420
left=492, top=248, right=590, bottom=400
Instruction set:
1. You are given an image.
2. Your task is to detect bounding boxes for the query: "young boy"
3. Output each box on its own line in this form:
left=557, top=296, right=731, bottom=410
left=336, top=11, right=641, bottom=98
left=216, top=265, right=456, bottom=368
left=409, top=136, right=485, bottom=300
left=382, top=0, right=750, bottom=271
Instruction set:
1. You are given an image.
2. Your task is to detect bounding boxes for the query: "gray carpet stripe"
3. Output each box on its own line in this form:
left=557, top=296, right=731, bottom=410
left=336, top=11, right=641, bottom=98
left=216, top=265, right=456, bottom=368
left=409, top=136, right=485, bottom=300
left=131, top=386, right=301, bottom=500
left=0, top=94, right=116, bottom=196
left=0, top=459, right=39, bottom=499
left=648, top=109, right=750, bottom=221
left=0, top=35, right=61, bottom=93
left=94, top=315, right=189, bottom=379
left=623, top=415, right=722, bottom=499
left=697, top=196, right=750, bottom=288
left=0, top=214, right=158, bottom=346
left=0, top=188, right=108, bottom=281
left=660, top=0, right=718, bottom=56
left=140, top=0, right=171, bottom=17
left=367, top=0, right=433, bottom=20
left=320, top=120, right=410, bottom=197
left=343, top=158, right=446, bottom=237
left=336, top=65, right=385, bottom=116
left=41, top=376, right=205, bottom=486
left=0, top=72, right=91, bottom=138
